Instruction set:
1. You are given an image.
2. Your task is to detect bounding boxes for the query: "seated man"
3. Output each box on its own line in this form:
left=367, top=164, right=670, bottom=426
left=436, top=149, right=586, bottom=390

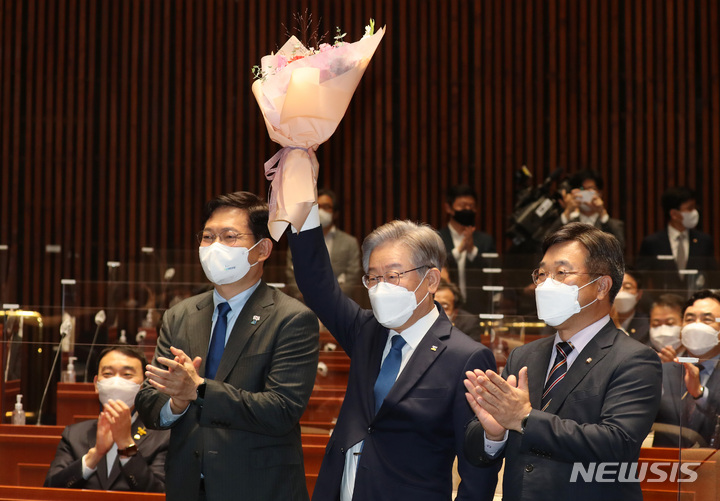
left=655, top=290, right=720, bottom=447
left=612, top=268, right=649, bottom=343
left=439, top=184, right=496, bottom=314
left=558, top=169, right=625, bottom=249
left=45, top=346, right=169, bottom=491
left=648, top=293, right=685, bottom=362
left=435, top=279, right=482, bottom=342
left=636, top=186, right=717, bottom=290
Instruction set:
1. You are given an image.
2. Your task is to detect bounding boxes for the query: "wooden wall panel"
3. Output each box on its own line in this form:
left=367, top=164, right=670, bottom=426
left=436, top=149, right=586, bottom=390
left=0, top=0, right=719, bottom=308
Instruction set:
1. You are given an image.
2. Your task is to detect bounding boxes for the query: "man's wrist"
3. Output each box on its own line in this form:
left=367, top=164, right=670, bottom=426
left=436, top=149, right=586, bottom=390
left=169, top=397, right=190, bottom=414
left=692, top=385, right=705, bottom=399
left=85, top=447, right=102, bottom=469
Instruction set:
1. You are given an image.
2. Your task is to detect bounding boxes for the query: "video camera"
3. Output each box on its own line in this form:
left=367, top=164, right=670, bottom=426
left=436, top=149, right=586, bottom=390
left=506, top=167, right=568, bottom=249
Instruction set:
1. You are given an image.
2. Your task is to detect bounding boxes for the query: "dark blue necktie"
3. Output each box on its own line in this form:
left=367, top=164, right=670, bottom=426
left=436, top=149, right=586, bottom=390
left=541, top=341, right=573, bottom=411
left=374, top=335, right=407, bottom=413
left=206, top=302, right=231, bottom=380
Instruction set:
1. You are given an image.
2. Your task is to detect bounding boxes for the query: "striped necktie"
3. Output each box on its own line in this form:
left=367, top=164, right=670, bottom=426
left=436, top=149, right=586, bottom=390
left=542, top=341, right=573, bottom=411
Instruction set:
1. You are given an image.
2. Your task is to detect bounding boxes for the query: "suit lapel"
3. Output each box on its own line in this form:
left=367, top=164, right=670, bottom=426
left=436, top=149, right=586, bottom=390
left=526, top=337, right=555, bottom=410
left=214, top=282, right=273, bottom=382
left=543, top=321, right=616, bottom=415
left=189, top=293, right=214, bottom=376
left=374, top=316, right=448, bottom=418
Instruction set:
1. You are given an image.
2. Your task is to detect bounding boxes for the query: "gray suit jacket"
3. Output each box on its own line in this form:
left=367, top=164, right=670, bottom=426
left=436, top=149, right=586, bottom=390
left=465, top=320, right=662, bottom=501
left=44, top=415, right=169, bottom=492
left=135, top=282, right=319, bottom=501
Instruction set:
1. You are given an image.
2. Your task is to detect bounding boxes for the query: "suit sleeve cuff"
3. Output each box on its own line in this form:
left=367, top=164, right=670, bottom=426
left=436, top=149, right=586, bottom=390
left=484, top=430, right=509, bottom=458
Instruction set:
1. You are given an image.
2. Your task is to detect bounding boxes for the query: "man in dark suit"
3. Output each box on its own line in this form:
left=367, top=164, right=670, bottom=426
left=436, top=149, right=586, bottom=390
left=288, top=206, right=498, bottom=500
left=613, top=269, right=649, bottom=344
left=439, top=184, right=496, bottom=314
left=637, top=186, right=717, bottom=290
left=556, top=170, right=625, bottom=249
left=286, top=188, right=363, bottom=302
left=435, top=279, right=482, bottom=342
left=135, top=192, right=319, bottom=501
left=45, top=346, right=169, bottom=491
left=655, top=290, right=720, bottom=447
left=464, top=223, right=662, bottom=500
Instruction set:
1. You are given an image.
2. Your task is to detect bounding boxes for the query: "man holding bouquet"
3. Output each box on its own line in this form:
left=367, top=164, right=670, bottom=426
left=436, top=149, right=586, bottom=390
left=288, top=204, right=498, bottom=501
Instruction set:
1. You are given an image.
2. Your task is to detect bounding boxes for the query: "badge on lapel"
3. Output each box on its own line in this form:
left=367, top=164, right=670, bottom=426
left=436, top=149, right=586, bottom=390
left=251, top=315, right=260, bottom=325
left=134, top=426, right=147, bottom=441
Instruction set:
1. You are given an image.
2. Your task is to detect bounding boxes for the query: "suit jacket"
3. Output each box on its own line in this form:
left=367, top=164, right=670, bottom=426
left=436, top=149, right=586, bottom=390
left=624, top=312, right=650, bottom=345
left=439, top=226, right=496, bottom=314
left=288, top=226, right=499, bottom=501
left=655, top=360, right=720, bottom=446
left=287, top=226, right=363, bottom=300
left=135, top=282, right=319, bottom=501
left=453, top=309, right=482, bottom=343
left=636, top=229, right=717, bottom=290
left=44, top=415, right=169, bottom=491
left=465, top=320, right=662, bottom=501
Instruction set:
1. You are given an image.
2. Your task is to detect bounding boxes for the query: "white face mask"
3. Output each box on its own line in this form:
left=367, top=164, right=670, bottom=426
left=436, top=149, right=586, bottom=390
left=368, top=272, right=429, bottom=329
left=535, top=276, right=601, bottom=327
left=681, top=209, right=700, bottom=229
left=199, top=240, right=262, bottom=285
left=649, top=325, right=682, bottom=351
left=613, top=291, right=638, bottom=314
left=318, top=209, right=333, bottom=229
left=96, top=376, right=141, bottom=408
left=681, top=322, right=719, bottom=355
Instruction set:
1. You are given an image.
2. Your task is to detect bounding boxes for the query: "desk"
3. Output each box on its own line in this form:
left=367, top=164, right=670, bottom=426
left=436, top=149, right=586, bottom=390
left=640, top=447, right=720, bottom=501
left=0, top=485, right=164, bottom=500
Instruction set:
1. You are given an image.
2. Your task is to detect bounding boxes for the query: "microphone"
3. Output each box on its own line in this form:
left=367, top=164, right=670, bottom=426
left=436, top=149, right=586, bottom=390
left=37, top=319, right=72, bottom=425
left=84, top=310, right=106, bottom=382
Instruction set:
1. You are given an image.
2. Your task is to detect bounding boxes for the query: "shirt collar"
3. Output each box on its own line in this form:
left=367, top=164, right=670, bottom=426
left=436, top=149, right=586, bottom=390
left=667, top=224, right=688, bottom=240
left=554, top=314, right=611, bottom=355
left=389, top=304, right=440, bottom=350
left=213, top=279, right=262, bottom=314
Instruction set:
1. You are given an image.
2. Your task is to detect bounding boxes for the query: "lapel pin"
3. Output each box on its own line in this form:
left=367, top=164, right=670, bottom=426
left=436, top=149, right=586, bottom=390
left=586, top=357, right=592, bottom=364
left=431, top=345, right=438, bottom=351
left=251, top=315, right=260, bottom=325
left=134, top=433, right=141, bottom=440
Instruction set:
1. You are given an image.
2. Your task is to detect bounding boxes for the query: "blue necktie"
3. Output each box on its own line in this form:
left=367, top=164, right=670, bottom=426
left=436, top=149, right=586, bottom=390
left=541, top=341, right=573, bottom=411
left=374, top=335, right=407, bottom=414
left=206, top=302, right=231, bottom=380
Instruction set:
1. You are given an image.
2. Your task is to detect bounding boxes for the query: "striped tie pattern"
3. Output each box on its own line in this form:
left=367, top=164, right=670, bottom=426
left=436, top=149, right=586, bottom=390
left=541, top=341, right=573, bottom=411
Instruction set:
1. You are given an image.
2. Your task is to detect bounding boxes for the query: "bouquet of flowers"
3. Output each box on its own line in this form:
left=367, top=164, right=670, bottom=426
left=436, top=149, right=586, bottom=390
left=252, top=20, right=384, bottom=240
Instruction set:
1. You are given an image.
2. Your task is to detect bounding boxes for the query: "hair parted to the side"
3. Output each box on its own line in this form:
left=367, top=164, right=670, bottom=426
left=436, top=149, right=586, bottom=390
left=437, top=279, right=464, bottom=308
left=651, top=293, right=686, bottom=314
left=683, top=289, right=720, bottom=317
left=96, top=345, right=148, bottom=371
left=361, top=220, right=447, bottom=275
left=542, top=222, right=625, bottom=302
left=202, top=191, right=270, bottom=242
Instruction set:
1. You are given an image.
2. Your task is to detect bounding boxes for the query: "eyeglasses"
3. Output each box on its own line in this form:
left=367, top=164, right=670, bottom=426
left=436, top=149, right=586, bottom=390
left=362, top=265, right=430, bottom=289
left=531, top=269, right=596, bottom=285
left=197, top=230, right=254, bottom=247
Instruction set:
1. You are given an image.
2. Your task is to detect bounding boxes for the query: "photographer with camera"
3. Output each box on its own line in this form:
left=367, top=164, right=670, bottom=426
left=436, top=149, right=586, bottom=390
left=558, top=170, right=625, bottom=250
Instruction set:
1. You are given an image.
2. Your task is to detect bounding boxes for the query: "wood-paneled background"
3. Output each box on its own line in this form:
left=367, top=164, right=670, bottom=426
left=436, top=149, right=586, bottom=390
left=1, top=0, right=719, bottom=308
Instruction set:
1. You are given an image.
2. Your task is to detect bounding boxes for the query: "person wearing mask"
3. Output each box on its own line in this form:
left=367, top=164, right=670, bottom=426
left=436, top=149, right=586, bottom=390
left=612, top=269, right=649, bottom=343
left=45, top=346, right=169, bottom=491
left=439, top=184, right=496, bottom=314
left=286, top=188, right=362, bottom=302
left=135, top=192, right=319, bottom=501
left=655, top=290, right=720, bottom=447
left=464, top=222, right=661, bottom=500
left=648, top=293, right=685, bottom=362
left=435, top=279, right=482, bottom=342
left=637, top=186, right=717, bottom=290
left=557, top=170, right=625, bottom=249
left=288, top=203, right=499, bottom=501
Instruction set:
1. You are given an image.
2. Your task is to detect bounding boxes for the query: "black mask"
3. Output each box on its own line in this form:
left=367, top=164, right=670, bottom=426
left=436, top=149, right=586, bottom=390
left=452, top=209, right=476, bottom=227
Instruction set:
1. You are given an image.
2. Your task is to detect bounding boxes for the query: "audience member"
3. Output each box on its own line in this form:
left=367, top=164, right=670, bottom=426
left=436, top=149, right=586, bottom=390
left=464, top=222, right=661, bottom=500
left=439, top=184, right=496, bottom=314
left=655, top=290, right=720, bottom=447
left=649, top=293, right=686, bottom=362
left=435, top=279, right=482, bottom=342
left=45, top=346, right=169, bottom=492
left=286, top=188, right=362, bottom=301
left=637, top=186, right=717, bottom=290
left=558, top=170, right=625, bottom=249
left=612, top=269, right=649, bottom=343
left=288, top=205, right=499, bottom=501
left=136, top=192, right=319, bottom=501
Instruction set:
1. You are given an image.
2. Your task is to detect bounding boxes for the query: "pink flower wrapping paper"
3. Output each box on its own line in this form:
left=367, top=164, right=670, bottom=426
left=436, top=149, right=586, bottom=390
left=252, top=27, right=385, bottom=240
